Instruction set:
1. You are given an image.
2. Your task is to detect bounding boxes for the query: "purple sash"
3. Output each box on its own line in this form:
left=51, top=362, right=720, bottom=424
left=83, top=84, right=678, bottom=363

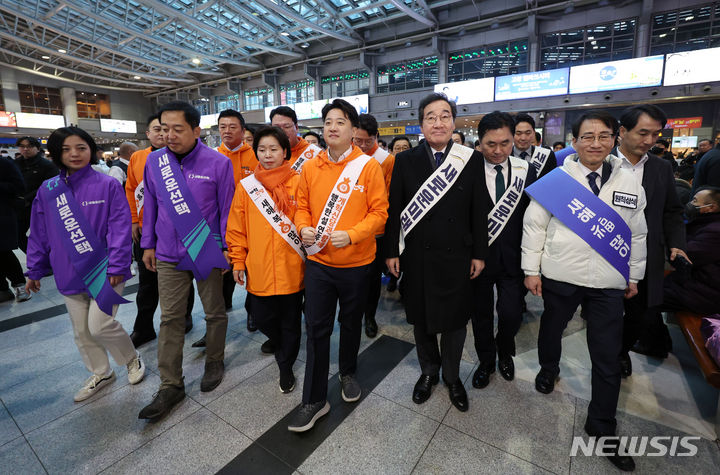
left=149, top=151, right=228, bottom=280
left=525, top=168, right=632, bottom=282
left=41, top=176, right=129, bottom=314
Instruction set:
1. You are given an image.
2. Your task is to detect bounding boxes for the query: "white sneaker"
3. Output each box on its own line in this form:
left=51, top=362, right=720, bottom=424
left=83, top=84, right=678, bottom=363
left=74, top=371, right=115, bottom=402
left=127, top=352, right=145, bottom=385
left=14, top=286, right=32, bottom=302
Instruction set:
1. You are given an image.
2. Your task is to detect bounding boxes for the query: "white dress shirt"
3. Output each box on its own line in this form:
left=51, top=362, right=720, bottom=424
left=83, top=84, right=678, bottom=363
left=484, top=158, right=509, bottom=204
left=577, top=161, right=603, bottom=191
left=616, top=148, right=648, bottom=185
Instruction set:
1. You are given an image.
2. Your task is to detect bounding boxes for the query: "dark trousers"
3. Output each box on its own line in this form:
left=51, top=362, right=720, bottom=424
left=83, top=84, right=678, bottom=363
left=248, top=291, right=303, bottom=374
left=223, top=272, right=235, bottom=308
left=363, top=236, right=385, bottom=321
left=470, top=271, right=524, bottom=366
left=132, top=241, right=194, bottom=336
left=538, top=277, right=624, bottom=435
left=17, top=208, right=30, bottom=254
left=414, top=322, right=466, bottom=384
left=623, top=278, right=670, bottom=354
left=0, top=250, right=25, bottom=290
left=302, top=260, right=371, bottom=404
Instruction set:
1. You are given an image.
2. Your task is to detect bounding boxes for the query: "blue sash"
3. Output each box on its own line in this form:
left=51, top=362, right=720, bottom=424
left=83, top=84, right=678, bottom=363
left=149, top=151, right=228, bottom=280
left=525, top=168, right=632, bottom=282
left=41, top=176, right=130, bottom=315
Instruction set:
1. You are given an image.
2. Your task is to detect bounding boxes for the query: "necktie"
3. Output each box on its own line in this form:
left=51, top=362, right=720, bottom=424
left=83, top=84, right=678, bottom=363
left=520, top=151, right=528, bottom=160
left=434, top=151, right=444, bottom=169
left=495, top=165, right=505, bottom=202
left=587, top=171, right=600, bottom=195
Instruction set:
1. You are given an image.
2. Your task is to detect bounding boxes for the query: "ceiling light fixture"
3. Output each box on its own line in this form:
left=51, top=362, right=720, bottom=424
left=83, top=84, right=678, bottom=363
left=58, top=49, right=66, bottom=53
left=191, top=58, right=201, bottom=65
left=281, top=32, right=290, bottom=36
left=41, top=55, right=50, bottom=59
left=133, top=75, right=141, bottom=80
left=301, top=42, right=310, bottom=48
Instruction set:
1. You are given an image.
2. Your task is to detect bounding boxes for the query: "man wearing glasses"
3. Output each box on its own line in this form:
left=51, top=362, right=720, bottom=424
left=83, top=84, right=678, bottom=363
left=522, top=110, right=647, bottom=472
left=271, top=106, right=322, bottom=172
left=385, top=92, right=487, bottom=413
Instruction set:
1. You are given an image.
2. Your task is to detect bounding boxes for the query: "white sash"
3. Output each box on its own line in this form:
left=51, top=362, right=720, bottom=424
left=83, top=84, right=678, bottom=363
left=399, top=143, right=474, bottom=254
left=292, top=143, right=322, bottom=172
left=372, top=147, right=390, bottom=165
left=487, top=156, right=529, bottom=247
left=134, top=180, right=144, bottom=216
left=240, top=175, right=305, bottom=260
left=304, top=154, right=372, bottom=255
left=529, top=146, right=551, bottom=175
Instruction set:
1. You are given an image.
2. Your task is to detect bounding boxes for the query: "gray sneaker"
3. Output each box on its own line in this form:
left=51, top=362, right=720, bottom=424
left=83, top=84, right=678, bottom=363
left=14, top=286, right=32, bottom=302
left=287, top=401, right=330, bottom=433
left=339, top=374, right=361, bottom=402
left=74, top=371, right=115, bottom=402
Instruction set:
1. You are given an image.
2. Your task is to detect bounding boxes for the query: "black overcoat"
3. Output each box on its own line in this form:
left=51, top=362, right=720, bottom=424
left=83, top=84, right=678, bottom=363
left=0, top=157, right=25, bottom=251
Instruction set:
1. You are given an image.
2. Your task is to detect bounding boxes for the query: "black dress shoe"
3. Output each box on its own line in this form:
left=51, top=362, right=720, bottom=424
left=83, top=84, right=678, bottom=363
left=386, top=276, right=398, bottom=292
left=364, top=316, right=378, bottom=338
left=620, top=352, right=632, bottom=378
left=138, top=386, right=185, bottom=420
left=584, top=429, right=635, bottom=472
left=535, top=369, right=558, bottom=394
left=191, top=333, right=206, bottom=348
left=260, top=339, right=276, bottom=354
left=498, top=356, right=515, bottom=381
left=630, top=341, right=668, bottom=359
left=412, top=374, right=439, bottom=404
left=472, top=365, right=495, bottom=389
left=200, top=360, right=224, bottom=392
left=247, top=314, right=257, bottom=332
left=130, top=331, right=156, bottom=348
left=445, top=380, right=469, bottom=412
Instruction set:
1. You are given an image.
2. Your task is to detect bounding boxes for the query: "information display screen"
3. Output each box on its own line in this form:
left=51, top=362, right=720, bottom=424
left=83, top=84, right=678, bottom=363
left=664, top=47, right=720, bottom=86
left=294, top=99, right=328, bottom=120
left=434, top=78, right=495, bottom=105
left=569, top=55, right=664, bottom=94
left=100, top=118, right=137, bottom=133
left=495, top=68, right=569, bottom=100
left=199, top=113, right=219, bottom=129
left=672, top=136, right=698, bottom=148
left=330, top=94, right=369, bottom=115
left=0, top=112, right=17, bottom=127
left=15, top=112, right=65, bottom=129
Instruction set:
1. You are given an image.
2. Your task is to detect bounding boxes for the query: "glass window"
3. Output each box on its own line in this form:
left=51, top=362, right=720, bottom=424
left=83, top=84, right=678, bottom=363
left=214, top=94, right=242, bottom=112
left=243, top=87, right=274, bottom=111
left=191, top=99, right=210, bottom=116
left=650, top=3, right=718, bottom=54
left=540, top=19, right=637, bottom=70
left=448, top=40, right=528, bottom=81
left=280, top=80, right=314, bottom=105
left=377, top=56, right=438, bottom=93
left=320, top=70, right=369, bottom=98
left=19, top=85, right=63, bottom=115
left=75, top=91, right=111, bottom=119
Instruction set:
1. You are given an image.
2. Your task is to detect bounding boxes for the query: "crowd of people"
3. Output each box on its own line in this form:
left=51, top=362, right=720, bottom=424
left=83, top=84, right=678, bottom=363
left=2, top=93, right=719, bottom=472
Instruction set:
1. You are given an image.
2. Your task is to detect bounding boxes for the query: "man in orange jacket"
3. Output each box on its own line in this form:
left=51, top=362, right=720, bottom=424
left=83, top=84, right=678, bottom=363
left=353, top=113, right=394, bottom=338
left=125, top=114, right=194, bottom=347
left=270, top=106, right=323, bottom=171
left=288, top=99, right=388, bottom=433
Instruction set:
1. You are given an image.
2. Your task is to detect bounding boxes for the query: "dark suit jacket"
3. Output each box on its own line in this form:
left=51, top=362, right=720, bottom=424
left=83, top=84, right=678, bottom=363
left=692, top=147, right=720, bottom=194
left=613, top=148, right=686, bottom=306
left=514, top=145, right=557, bottom=178
left=478, top=158, right=537, bottom=276
left=386, top=140, right=488, bottom=333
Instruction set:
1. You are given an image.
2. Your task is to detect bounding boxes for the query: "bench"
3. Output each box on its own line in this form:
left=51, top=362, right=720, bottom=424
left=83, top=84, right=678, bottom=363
left=674, top=310, right=720, bottom=439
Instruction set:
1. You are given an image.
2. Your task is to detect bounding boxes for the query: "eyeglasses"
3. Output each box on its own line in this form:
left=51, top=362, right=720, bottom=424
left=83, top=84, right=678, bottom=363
left=423, top=113, right=453, bottom=124
left=353, top=137, right=376, bottom=146
left=578, top=133, right=615, bottom=145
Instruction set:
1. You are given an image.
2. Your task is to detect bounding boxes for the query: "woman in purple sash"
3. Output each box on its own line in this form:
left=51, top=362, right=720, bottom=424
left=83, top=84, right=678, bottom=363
left=25, top=127, right=145, bottom=402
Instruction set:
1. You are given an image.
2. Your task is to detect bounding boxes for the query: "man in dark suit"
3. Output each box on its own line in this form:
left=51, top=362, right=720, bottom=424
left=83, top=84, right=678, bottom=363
left=385, top=92, right=487, bottom=412
left=692, top=141, right=720, bottom=194
left=615, top=105, right=687, bottom=370
left=512, top=113, right=557, bottom=178
left=470, top=112, right=537, bottom=389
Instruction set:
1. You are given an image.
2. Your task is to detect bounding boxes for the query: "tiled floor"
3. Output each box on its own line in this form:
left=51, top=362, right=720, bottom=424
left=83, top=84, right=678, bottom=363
left=1, top=250, right=719, bottom=474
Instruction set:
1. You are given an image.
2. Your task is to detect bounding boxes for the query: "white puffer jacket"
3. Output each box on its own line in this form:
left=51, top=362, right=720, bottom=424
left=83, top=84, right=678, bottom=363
left=521, top=154, right=647, bottom=290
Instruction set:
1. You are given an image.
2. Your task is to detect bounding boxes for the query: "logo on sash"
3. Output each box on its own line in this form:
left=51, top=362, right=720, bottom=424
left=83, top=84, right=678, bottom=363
left=304, top=154, right=372, bottom=255
left=525, top=168, right=633, bottom=282
left=241, top=175, right=305, bottom=260
left=399, top=143, right=474, bottom=253
left=134, top=180, right=144, bottom=216
left=488, top=156, right=528, bottom=246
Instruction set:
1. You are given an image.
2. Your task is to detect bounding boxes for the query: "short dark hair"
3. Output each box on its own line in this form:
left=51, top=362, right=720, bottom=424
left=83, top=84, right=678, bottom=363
left=303, top=131, right=321, bottom=142
left=452, top=130, right=465, bottom=144
left=699, top=139, right=712, bottom=147
left=619, top=104, right=667, bottom=130
left=553, top=141, right=565, bottom=149
left=158, top=101, right=201, bottom=129
left=245, top=125, right=255, bottom=135
left=47, top=127, right=99, bottom=170
left=535, top=132, right=542, bottom=144
left=16, top=136, right=41, bottom=149
left=514, top=113, right=535, bottom=130
left=417, top=92, right=457, bottom=125
left=253, top=126, right=292, bottom=161
left=218, top=109, right=246, bottom=128
left=477, top=111, right=515, bottom=141
left=321, top=99, right=359, bottom=127
left=677, top=164, right=695, bottom=181
left=378, top=139, right=387, bottom=147
left=146, top=114, right=160, bottom=127
left=571, top=110, right=619, bottom=138
left=358, top=114, right=379, bottom=137
left=389, top=136, right=411, bottom=151
left=656, top=138, right=670, bottom=148
left=270, top=106, right=298, bottom=126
